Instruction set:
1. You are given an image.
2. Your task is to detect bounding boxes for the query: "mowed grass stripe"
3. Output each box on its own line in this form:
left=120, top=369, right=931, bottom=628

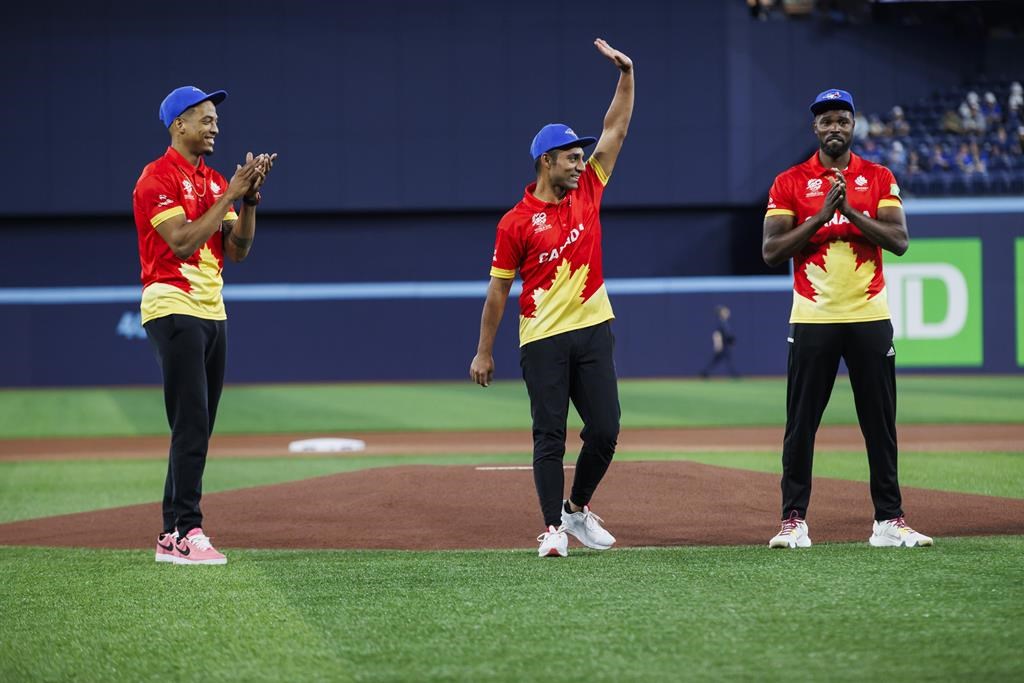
left=1, top=376, right=1022, bottom=439
left=1, top=451, right=1021, bottom=524
left=1, top=539, right=1022, bottom=682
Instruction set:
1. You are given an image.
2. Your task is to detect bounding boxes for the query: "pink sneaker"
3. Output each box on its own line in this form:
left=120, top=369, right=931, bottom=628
left=155, top=531, right=178, bottom=563
left=174, top=528, right=227, bottom=565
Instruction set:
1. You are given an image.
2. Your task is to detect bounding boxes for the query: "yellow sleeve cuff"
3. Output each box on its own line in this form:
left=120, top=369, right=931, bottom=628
left=490, top=267, right=516, bottom=279
left=150, top=206, right=186, bottom=228
left=878, top=199, right=903, bottom=209
left=765, top=208, right=796, bottom=217
left=589, top=157, right=609, bottom=186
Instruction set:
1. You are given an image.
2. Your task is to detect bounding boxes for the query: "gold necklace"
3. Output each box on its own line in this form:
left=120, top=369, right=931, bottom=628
left=176, top=165, right=208, bottom=198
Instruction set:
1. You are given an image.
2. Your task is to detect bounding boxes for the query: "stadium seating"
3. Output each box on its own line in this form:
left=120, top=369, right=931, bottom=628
left=860, top=79, right=1024, bottom=196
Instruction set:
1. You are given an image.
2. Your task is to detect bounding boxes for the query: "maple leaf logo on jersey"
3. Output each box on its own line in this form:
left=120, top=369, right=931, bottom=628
left=800, top=240, right=879, bottom=306
left=178, top=245, right=223, bottom=304
left=530, top=259, right=591, bottom=322
left=210, top=180, right=222, bottom=195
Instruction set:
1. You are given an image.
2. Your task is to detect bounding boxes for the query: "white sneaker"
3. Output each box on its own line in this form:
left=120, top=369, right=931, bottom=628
left=561, top=502, right=616, bottom=550
left=768, top=512, right=812, bottom=548
left=537, top=525, right=568, bottom=557
left=869, top=517, right=934, bottom=547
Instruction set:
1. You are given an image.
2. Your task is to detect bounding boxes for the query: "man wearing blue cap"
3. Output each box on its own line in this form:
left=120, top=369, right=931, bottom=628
left=470, top=39, right=634, bottom=557
left=761, top=88, right=933, bottom=549
left=133, top=85, right=277, bottom=564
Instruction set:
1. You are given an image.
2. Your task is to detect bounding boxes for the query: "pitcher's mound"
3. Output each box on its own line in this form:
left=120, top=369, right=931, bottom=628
left=1, top=461, right=1022, bottom=550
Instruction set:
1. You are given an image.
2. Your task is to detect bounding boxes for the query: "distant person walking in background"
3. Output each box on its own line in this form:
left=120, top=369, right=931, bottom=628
left=761, top=88, right=932, bottom=550
left=470, top=39, right=634, bottom=557
left=699, top=305, right=739, bottom=378
left=133, top=86, right=276, bottom=565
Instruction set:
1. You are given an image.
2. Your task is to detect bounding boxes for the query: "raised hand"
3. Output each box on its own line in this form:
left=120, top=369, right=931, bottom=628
left=226, top=156, right=264, bottom=200
left=242, top=152, right=278, bottom=204
left=594, top=38, right=632, bottom=73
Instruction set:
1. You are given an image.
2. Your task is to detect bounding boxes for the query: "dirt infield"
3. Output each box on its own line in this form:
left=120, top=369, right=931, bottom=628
left=1, top=460, right=1022, bottom=551
left=0, top=423, right=1021, bottom=461
left=1, top=424, right=1021, bottom=550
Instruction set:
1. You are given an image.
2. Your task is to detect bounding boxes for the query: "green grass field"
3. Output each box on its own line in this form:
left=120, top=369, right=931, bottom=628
left=1, top=377, right=1022, bottom=682
left=1, top=375, right=1022, bottom=438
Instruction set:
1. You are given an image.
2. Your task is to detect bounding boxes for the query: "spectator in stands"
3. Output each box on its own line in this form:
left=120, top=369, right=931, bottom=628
left=747, top=0, right=778, bottom=21
left=981, top=92, right=1002, bottom=127
left=887, top=140, right=907, bottom=174
left=941, top=108, right=964, bottom=134
left=1007, top=92, right=1022, bottom=128
left=955, top=142, right=986, bottom=175
left=868, top=113, right=887, bottom=138
left=960, top=102, right=985, bottom=134
left=859, top=137, right=884, bottom=164
left=906, top=149, right=923, bottom=177
left=1015, top=126, right=1024, bottom=156
left=970, top=140, right=988, bottom=174
left=853, top=112, right=870, bottom=143
left=987, top=143, right=1010, bottom=171
left=993, top=125, right=1010, bottom=150
left=889, top=106, right=910, bottom=137
left=929, top=143, right=952, bottom=172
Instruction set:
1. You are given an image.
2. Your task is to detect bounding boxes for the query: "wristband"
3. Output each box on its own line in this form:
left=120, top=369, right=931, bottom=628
left=242, top=192, right=261, bottom=206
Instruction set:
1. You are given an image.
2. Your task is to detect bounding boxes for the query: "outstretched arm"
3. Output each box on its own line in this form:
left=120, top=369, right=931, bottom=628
left=590, top=38, right=634, bottom=178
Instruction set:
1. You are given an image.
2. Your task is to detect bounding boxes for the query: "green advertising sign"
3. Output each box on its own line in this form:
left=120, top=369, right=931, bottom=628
left=887, top=238, right=983, bottom=367
left=1017, top=239, right=1024, bottom=367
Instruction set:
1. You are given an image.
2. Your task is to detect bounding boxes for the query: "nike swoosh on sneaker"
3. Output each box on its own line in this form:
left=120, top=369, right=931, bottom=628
left=177, top=545, right=190, bottom=557
left=157, top=540, right=175, bottom=552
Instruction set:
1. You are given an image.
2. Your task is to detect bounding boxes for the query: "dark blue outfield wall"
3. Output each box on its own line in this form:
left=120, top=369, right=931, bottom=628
left=1, top=0, right=993, bottom=215
left=0, top=202, right=1020, bottom=386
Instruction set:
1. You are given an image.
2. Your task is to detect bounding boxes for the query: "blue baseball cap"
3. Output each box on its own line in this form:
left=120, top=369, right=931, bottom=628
left=530, top=123, right=597, bottom=161
left=159, top=86, right=228, bottom=128
left=810, top=88, right=855, bottom=116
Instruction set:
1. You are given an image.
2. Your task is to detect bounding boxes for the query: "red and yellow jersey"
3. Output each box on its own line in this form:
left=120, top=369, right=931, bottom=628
left=766, top=152, right=902, bottom=323
left=132, top=147, right=238, bottom=324
left=490, top=158, right=615, bottom=346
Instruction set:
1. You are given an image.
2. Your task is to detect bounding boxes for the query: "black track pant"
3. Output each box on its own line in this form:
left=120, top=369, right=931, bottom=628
left=144, top=314, right=227, bottom=536
left=520, top=321, right=620, bottom=528
left=781, top=320, right=903, bottom=522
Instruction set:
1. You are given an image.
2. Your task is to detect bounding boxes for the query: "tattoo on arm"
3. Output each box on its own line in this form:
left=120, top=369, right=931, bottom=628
left=229, top=232, right=253, bottom=250
left=222, top=223, right=253, bottom=254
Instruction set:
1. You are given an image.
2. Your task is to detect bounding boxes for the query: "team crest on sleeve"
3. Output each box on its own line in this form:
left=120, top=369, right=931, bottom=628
left=767, top=195, right=777, bottom=209
left=890, top=183, right=901, bottom=197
